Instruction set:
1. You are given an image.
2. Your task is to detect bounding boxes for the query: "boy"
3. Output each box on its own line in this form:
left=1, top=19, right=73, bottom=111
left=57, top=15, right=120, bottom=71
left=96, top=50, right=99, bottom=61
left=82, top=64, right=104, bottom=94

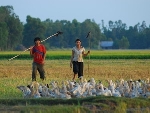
left=70, top=39, right=90, bottom=81
left=30, top=37, right=46, bottom=81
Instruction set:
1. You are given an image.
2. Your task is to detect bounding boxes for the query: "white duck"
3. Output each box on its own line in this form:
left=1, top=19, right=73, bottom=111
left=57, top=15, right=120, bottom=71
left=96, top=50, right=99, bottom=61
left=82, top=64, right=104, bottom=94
left=30, top=81, right=41, bottom=98
left=17, top=85, right=31, bottom=98
left=99, top=83, right=112, bottom=96
left=110, top=83, right=121, bottom=97
left=123, top=81, right=130, bottom=97
left=128, top=81, right=139, bottom=98
left=71, top=83, right=82, bottom=95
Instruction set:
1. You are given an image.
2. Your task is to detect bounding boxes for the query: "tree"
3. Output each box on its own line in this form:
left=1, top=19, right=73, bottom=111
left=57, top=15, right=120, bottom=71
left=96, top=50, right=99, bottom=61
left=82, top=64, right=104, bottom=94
left=0, top=6, right=23, bottom=50
left=81, top=19, right=103, bottom=49
left=113, top=39, right=119, bottom=49
left=0, top=22, right=8, bottom=50
left=119, top=36, right=130, bottom=49
left=6, top=15, right=23, bottom=50
left=23, top=16, right=46, bottom=48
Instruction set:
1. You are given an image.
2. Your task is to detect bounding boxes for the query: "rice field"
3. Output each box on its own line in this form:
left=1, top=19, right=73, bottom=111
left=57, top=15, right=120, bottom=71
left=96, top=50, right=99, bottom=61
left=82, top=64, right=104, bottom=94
left=0, top=50, right=150, bottom=99
left=0, top=50, right=150, bottom=112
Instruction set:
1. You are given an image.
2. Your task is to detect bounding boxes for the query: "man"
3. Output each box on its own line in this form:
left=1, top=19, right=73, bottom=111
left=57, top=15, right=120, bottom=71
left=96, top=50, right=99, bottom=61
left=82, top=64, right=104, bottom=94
left=30, top=37, right=46, bottom=81
left=70, top=39, right=90, bottom=81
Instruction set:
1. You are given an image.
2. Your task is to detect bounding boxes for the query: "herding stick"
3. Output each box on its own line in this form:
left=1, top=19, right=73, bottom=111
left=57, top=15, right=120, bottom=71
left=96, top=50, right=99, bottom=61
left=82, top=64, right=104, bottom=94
left=8, top=31, right=63, bottom=61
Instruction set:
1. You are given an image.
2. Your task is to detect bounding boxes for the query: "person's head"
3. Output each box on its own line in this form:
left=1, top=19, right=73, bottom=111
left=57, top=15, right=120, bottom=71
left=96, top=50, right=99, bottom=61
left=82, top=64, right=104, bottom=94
left=75, top=39, right=81, bottom=46
left=34, top=37, right=41, bottom=45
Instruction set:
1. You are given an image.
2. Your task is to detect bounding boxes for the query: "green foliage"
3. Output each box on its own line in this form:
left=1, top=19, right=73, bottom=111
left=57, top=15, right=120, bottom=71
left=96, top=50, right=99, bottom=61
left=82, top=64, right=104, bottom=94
left=119, top=36, right=130, bottom=49
left=0, top=105, right=89, bottom=113
left=0, top=97, right=149, bottom=112
left=1, top=6, right=150, bottom=50
left=1, top=50, right=150, bottom=60
left=42, top=19, right=103, bottom=49
left=114, top=102, right=127, bottom=113
left=0, top=22, right=8, bottom=50
left=103, top=20, right=150, bottom=49
left=23, top=15, right=46, bottom=48
left=0, top=6, right=23, bottom=50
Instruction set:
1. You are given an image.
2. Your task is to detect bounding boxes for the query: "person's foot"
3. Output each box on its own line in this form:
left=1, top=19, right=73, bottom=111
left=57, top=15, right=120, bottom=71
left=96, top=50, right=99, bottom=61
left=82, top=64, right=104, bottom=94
left=79, top=76, right=83, bottom=79
left=72, top=79, right=75, bottom=82
left=79, top=76, right=83, bottom=82
left=32, top=79, right=36, bottom=81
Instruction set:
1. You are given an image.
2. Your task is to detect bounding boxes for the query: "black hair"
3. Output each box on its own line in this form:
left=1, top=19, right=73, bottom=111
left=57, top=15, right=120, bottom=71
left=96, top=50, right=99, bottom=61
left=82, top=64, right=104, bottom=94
left=75, top=39, right=81, bottom=42
left=34, top=37, right=41, bottom=42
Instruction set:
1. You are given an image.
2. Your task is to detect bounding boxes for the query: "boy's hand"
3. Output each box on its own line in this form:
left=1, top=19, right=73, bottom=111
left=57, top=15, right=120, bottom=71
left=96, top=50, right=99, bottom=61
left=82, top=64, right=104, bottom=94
left=30, top=46, right=33, bottom=50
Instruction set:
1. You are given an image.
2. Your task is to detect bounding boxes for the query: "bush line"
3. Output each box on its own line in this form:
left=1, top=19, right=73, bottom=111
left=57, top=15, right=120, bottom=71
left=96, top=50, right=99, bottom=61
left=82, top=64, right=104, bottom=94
left=1, top=54, right=150, bottom=60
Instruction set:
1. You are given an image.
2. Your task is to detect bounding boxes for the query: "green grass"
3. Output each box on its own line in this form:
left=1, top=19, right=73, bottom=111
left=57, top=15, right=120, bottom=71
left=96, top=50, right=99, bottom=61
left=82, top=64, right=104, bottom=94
left=1, top=50, right=150, bottom=60
left=0, top=105, right=90, bottom=113
left=0, top=96, right=149, bottom=113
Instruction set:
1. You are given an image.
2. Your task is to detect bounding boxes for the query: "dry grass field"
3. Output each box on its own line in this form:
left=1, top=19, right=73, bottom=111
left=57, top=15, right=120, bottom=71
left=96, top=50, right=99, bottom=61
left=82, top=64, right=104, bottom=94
left=0, top=58, right=150, bottom=99
left=0, top=56, right=150, bottom=113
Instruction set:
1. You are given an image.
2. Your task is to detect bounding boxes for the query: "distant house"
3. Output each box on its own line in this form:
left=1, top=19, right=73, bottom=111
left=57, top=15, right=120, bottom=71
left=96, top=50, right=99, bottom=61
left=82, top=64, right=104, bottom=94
left=100, top=41, right=114, bottom=49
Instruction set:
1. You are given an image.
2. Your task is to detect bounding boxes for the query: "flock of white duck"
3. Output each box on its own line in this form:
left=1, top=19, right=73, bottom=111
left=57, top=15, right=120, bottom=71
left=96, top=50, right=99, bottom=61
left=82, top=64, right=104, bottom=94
left=17, top=78, right=150, bottom=99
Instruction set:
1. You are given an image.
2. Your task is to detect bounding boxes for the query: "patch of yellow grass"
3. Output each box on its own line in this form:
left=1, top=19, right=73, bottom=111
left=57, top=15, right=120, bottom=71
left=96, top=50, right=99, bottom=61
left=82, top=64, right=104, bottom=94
left=0, top=59, right=150, bottom=98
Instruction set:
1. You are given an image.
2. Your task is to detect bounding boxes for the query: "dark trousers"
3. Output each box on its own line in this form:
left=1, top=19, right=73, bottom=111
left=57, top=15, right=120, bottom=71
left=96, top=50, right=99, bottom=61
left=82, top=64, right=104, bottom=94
left=73, top=61, right=83, bottom=78
left=32, top=62, right=45, bottom=81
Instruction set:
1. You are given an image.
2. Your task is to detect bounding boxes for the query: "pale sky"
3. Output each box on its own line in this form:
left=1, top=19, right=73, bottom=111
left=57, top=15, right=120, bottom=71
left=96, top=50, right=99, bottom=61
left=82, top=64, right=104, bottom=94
left=1, top=0, right=150, bottom=27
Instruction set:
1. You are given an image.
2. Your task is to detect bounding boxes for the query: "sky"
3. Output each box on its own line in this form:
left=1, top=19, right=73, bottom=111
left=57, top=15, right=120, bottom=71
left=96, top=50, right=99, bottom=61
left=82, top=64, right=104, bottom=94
left=1, top=0, right=150, bottom=27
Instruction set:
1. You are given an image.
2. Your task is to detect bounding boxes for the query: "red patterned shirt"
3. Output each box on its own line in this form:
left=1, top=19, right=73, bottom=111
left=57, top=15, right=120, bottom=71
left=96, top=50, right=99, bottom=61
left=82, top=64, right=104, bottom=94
left=32, top=44, right=46, bottom=64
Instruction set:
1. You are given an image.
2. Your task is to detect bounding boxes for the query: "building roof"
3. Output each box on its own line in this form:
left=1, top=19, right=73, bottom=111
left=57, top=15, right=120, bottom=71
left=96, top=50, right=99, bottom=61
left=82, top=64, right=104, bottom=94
left=100, top=41, right=113, bottom=47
